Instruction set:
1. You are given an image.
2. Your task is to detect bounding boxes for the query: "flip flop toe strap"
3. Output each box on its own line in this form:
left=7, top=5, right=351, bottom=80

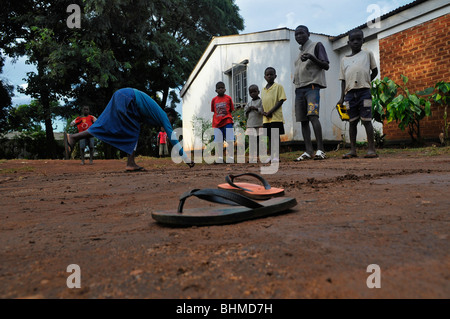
left=178, top=188, right=263, bottom=213
left=225, top=173, right=272, bottom=192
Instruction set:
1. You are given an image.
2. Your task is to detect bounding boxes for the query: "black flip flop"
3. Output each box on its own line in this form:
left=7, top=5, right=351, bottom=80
left=151, top=188, right=297, bottom=226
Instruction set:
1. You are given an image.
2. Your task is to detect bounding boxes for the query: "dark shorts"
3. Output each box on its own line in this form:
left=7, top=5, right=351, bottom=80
left=214, top=123, right=234, bottom=142
left=295, top=86, right=321, bottom=122
left=79, top=137, right=95, bottom=150
left=345, top=88, right=373, bottom=122
left=263, top=122, right=285, bottom=138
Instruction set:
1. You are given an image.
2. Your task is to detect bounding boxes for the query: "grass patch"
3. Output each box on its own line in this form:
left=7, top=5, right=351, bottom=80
left=281, top=145, right=450, bottom=161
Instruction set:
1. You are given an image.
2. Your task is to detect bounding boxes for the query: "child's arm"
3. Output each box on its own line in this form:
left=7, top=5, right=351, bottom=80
left=371, top=67, right=378, bottom=81
left=337, top=80, right=346, bottom=106
left=70, top=117, right=80, bottom=126
left=264, top=100, right=285, bottom=118
left=301, top=42, right=329, bottom=70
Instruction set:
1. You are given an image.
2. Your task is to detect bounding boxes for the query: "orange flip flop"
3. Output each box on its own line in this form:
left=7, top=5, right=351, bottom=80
left=218, top=173, right=285, bottom=200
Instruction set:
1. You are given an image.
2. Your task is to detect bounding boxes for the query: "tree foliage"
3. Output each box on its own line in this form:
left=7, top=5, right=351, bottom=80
left=0, top=0, right=244, bottom=158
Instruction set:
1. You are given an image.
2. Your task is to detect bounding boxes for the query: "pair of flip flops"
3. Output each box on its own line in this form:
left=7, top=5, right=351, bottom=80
left=152, top=173, right=297, bottom=226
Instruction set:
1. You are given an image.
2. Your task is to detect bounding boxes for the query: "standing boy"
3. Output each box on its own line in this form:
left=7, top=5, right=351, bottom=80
left=65, top=88, right=194, bottom=171
left=244, top=84, right=263, bottom=163
left=293, top=25, right=329, bottom=161
left=70, top=105, right=97, bottom=165
left=211, top=81, right=235, bottom=163
left=261, top=67, right=287, bottom=163
left=157, top=127, right=169, bottom=158
left=337, top=28, right=378, bottom=159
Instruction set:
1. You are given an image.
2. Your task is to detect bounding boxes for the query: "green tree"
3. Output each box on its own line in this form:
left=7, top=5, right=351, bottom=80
left=0, top=56, right=14, bottom=134
left=1, top=0, right=244, bottom=158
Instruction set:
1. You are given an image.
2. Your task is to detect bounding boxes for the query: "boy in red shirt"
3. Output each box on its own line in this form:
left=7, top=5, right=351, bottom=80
left=70, top=105, right=97, bottom=165
left=211, top=81, right=234, bottom=163
left=157, top=127, right=169, bottom=158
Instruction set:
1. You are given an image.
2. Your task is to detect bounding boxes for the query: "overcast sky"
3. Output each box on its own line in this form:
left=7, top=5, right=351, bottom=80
left=2, top=0, right=416, bottom=130
left=235, top=0, right=416, bottom=35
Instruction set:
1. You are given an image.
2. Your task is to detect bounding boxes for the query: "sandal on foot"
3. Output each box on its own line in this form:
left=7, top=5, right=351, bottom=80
left=314, top=150, right=327, bottom=160
left=342, top=153, right=358, bottom=159
left=364, top=153, right=379, bottom=158
left=294, top=152, right=312, bottom=162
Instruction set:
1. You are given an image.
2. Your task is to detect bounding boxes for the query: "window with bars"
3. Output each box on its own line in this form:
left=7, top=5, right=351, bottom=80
left=224, top=60, right=248, bottom=108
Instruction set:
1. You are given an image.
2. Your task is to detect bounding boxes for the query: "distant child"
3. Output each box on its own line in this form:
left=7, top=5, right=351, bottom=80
left=261, top=67, right=287, bottom=163
left=65, top=88, right=194, bottom=171
left=337, top=28, right=378, bottom=159
left=244, top=84, right=263, bottom=162
left=157, top=127, right=169, bottom=158
left=293, top=25, right=329, bottom=162
left=211, top=81, right=235, bottom=163
left=70, top=105, right=97, bottom=165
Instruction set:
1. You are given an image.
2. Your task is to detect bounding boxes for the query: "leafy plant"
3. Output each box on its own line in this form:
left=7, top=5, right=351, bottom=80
left=232, top=107, right=247, bottom=131
left=373, top=127, right=386, bottom=148
left=372, top=75, right=432, bottom=145
left=428, top=81, right=449, bottom=145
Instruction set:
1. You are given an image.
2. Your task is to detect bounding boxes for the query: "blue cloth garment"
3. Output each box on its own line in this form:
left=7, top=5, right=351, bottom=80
left=88, top=88, right=186, bottom=159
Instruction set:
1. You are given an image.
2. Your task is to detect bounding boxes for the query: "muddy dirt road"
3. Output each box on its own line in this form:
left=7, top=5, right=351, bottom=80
left=0, top=149, right=449, bottom=299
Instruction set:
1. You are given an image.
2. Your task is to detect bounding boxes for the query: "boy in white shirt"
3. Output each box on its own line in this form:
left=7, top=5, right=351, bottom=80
left=337, top=29, right=378, bottom=159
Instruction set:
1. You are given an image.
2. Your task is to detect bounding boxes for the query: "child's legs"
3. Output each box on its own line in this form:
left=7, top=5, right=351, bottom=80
left=346, top=89, right=374, bottom=154
left=301, top=121, right=313, bottom=155
left=362, top=120, right=376, bottom=154
left=348, top=120, right=358, bottom=154
left=88, top=137, right=95, bottom=162
left=305, top=87, right=323, bottom=151
left=246, top=128, right=258, bottom=160
left=79, top=138, right=87, bottom=162
left=346, top=91, right=360, bottom=154
left=296, top=87, right=313, bottom=155
left=263, top=123, right=272, bottom=154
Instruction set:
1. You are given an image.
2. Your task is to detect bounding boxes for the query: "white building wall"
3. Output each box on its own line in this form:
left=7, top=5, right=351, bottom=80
left=182, top=28, right=390, bottom=151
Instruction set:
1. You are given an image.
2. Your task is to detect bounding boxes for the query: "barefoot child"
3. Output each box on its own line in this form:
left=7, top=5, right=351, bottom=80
left=244, top=84, right=263, bottom=163
left=211, top=81, right=235, bottom=163
left=337, top=29, right=378, bottom=159
left=261, top=67, right=287, bottom=163
left=65, top=88, right=194, bottom=170
left=70, top=105, right=97, bottom=165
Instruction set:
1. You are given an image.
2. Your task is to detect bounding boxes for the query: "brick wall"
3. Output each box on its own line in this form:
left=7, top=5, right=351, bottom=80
left=379, top=14, right=450, bottom=141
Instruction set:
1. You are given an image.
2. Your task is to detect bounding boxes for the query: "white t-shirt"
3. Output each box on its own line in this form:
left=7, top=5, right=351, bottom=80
left=339, top=50, right=377, bottom=94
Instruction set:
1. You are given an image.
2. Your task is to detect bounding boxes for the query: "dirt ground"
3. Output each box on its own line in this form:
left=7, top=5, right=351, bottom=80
left=0, top=147, right=449, bottom=300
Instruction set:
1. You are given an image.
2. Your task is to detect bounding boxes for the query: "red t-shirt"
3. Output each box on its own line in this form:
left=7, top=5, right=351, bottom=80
left=74, top=115, right=96, bottom=132
left=158, top=131, right=168, bottom=144
left=211, top=94, right=234, bottom=128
